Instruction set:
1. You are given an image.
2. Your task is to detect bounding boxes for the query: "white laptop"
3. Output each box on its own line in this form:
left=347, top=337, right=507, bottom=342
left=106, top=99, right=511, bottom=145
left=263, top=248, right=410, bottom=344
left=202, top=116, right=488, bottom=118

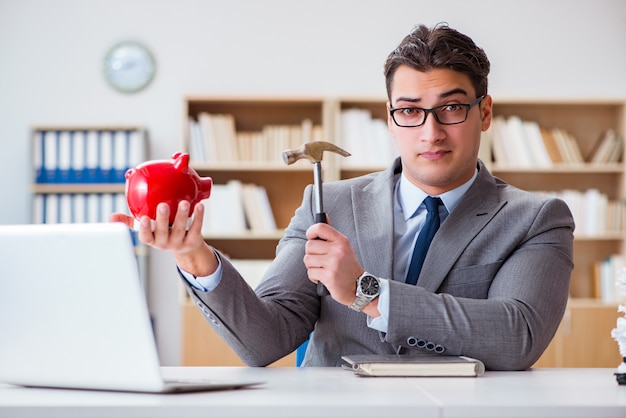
left=0, top=222, right=263, bottom=393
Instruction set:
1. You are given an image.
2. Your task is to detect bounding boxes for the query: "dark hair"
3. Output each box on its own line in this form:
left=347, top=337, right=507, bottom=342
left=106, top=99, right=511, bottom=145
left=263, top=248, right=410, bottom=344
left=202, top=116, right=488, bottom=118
left=384, top=23, right=490, bottom=101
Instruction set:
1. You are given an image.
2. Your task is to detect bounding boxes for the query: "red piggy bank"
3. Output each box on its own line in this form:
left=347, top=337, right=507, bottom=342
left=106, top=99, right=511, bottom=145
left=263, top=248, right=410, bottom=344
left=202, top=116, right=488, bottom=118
left=125, top=152, right=212, bottom=224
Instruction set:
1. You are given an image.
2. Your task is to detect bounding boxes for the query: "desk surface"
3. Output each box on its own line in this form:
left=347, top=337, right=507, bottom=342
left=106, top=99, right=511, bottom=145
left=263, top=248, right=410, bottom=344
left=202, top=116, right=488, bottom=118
left=1, top=367, right=625, bottom=418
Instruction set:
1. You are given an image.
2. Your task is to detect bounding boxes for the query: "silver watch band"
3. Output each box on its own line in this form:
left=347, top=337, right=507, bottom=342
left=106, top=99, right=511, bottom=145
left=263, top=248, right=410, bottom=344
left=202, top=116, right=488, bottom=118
left=349, top=295, right=371, bottom=312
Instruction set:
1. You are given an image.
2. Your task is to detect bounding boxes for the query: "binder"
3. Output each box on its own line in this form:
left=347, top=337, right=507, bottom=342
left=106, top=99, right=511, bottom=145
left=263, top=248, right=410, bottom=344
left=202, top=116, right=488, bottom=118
left=58, top=131, right=72, bottom=183
left=71, top=130, right=86, bottom=183
left=85, top=130, right=100, bottom=182
left=43, top=130, right=58, bottom=183
left=98, top=130, right=114, bottom=183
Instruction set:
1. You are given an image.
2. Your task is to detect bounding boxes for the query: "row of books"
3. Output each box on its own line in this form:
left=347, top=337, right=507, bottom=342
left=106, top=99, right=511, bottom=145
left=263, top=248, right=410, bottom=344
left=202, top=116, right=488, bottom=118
left=593, top=255, right=625, bottom=303
left=201, top=180, right=276, bottom=235
left=486, top=116, right=624, bottom=167
left=188, top=113, right=324, bottom=164
left=586, top=129, right=624, bottom=163
left=32, top=193, right=129, bottom=225
left=339, top=108, right=399, bottom=167
left=535, top=189, right=624, bottom=235
left=33, top=128, right=147, bottom=184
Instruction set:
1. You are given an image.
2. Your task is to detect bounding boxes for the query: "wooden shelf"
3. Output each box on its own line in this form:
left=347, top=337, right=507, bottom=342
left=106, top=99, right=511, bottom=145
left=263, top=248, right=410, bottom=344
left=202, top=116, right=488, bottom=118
left=31, top=184, right=126, bottom=194
left=190, top=162, right=316, bottom=172
left=491, top=163, right=624, bottom=173
left=574, top=232, right=624, bottom=241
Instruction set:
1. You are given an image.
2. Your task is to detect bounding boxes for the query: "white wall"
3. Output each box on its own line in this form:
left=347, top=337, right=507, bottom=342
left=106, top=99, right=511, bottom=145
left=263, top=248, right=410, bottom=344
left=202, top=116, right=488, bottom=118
left=1, top=0, right=625, bottom=365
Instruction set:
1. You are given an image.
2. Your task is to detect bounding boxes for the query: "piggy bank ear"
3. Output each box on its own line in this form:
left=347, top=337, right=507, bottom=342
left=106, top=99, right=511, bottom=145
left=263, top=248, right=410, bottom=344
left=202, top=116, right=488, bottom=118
left=125, top=168, right=136, bottom=179
left=173, top=152, right=190, bottom=172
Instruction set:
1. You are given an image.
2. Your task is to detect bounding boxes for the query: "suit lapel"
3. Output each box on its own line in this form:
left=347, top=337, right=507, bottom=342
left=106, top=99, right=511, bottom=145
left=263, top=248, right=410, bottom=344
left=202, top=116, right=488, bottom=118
left=417, top=163, right=507, bottom=292
left=351, top=162, right=399, bottom=280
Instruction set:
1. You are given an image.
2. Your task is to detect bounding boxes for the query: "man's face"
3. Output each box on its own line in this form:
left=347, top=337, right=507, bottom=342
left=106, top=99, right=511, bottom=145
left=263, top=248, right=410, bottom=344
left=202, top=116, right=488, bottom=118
left=387, top=65, right=492, bottom=196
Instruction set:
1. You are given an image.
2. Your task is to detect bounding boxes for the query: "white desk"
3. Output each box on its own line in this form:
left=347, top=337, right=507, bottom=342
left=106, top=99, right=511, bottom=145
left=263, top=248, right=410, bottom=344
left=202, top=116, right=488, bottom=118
left=0, top=367, right=625, bottom=418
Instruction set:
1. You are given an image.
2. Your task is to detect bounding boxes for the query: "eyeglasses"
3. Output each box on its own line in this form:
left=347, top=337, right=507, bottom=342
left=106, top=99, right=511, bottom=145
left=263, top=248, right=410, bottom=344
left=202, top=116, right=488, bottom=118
left=389, top=95, right=485, bottom=127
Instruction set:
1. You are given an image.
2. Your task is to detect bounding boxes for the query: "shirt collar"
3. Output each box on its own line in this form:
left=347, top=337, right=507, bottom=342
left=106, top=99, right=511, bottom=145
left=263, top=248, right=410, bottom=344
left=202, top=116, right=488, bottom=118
left=398, top=168, right=478, bottom=221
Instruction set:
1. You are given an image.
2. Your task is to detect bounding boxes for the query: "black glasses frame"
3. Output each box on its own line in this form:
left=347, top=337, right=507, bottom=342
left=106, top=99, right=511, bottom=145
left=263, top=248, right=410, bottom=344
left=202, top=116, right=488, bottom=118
left=389, top=95, right=485, bottom=127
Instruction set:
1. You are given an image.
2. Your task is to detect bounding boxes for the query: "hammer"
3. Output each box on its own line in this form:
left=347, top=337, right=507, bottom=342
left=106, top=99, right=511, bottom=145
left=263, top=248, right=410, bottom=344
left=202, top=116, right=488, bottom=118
left=283, top=141, right=351, bottom=296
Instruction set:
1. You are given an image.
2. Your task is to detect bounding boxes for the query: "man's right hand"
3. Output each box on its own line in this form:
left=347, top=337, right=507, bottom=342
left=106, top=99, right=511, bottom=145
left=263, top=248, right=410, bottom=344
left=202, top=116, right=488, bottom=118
left=110, top=200, right=219, bottom=277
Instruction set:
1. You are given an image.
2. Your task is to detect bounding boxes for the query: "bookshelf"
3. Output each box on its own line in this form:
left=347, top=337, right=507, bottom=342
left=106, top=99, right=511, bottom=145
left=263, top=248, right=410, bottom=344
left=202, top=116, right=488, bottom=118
left=181, top=96, right=626, bottom=367
left=180, top=96, right=335, bottom=366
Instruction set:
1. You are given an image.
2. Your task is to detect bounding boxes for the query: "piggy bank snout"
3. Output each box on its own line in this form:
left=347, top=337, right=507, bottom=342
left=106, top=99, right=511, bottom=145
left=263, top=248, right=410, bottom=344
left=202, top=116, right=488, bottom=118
left=197, top=177, right=212, bottom=200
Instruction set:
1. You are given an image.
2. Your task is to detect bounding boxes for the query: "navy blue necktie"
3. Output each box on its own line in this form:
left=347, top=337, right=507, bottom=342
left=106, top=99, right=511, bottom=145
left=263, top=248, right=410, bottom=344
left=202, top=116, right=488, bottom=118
left=405, top=196, right=443, bottom=285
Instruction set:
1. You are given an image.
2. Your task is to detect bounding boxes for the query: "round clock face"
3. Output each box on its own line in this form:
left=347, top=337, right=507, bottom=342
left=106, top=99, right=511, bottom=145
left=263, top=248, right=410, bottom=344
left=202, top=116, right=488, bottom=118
left=103, top=41, right=156, bottom=93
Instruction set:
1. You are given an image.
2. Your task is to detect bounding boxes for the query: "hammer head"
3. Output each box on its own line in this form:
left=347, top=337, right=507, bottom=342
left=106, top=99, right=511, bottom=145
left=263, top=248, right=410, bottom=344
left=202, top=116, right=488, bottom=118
left=282, top=141, right=351, bottom=165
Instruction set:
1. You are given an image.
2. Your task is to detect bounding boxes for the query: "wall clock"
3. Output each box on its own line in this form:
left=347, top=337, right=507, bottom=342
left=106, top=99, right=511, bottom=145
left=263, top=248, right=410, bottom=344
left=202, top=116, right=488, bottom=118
left=103, top=41, right=156, bottom=93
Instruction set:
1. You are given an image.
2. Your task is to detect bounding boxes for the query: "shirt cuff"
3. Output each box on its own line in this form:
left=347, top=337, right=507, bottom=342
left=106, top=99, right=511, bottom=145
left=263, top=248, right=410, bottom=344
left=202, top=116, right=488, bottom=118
left=366, top=278, right=389, bottom=333
left=178, top=250, right=223, bottom=292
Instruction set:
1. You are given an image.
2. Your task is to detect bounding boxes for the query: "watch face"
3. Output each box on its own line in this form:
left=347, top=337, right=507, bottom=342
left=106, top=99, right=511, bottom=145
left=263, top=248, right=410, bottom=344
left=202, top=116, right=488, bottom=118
left=360, top=275, right=380, bottom=296
left=103, top=41, right=156, bottom=93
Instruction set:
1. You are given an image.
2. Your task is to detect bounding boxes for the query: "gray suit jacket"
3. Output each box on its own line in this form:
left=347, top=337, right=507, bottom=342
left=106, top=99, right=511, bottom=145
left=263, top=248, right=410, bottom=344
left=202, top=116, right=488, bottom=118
left=183, top=158, right=574, bottom=370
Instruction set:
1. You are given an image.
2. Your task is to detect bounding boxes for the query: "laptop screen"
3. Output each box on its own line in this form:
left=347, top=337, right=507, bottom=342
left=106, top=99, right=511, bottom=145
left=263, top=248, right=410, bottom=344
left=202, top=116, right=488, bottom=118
left=0, top=222, right=165, bottom=392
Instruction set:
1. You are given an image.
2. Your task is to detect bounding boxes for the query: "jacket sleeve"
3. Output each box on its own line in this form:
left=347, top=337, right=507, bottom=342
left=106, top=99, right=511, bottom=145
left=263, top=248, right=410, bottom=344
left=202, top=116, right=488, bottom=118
left=181, top=186, right=320, bottom=367
left=384, top=196, right=574, bottom=370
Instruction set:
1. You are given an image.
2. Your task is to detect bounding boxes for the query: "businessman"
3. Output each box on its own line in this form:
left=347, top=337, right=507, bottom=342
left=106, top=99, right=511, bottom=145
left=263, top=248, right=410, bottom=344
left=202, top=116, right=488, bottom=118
left=112, top=23, right=574, bottom=371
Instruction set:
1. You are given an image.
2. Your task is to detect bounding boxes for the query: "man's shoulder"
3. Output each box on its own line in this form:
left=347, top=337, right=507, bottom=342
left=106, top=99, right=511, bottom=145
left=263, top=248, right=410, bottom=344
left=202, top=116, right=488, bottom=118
left=473, top=165, right=568, bottom=213
left=329, top=159, right=400, bottom=190
left=494, top=176, right=551, bottom=201
left=325, top=167, right=393, bottom=193
left=492, top=177, right=572, bottom=220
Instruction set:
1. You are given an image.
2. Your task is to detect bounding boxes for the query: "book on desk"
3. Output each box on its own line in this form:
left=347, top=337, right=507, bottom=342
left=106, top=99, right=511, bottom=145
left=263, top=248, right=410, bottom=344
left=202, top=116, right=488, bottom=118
left=342, top=354, right=485, bottom=377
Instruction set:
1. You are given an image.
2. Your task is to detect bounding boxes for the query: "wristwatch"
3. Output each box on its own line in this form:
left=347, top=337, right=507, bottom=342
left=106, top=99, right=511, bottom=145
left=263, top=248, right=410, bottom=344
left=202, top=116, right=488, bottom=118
left=349, top=272, right=381, bottom=312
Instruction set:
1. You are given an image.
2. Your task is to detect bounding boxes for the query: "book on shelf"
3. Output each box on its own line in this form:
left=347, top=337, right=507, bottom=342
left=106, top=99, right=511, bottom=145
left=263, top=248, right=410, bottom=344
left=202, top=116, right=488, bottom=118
left=195, top=112, right=239, bottom=163
left=593, top=254, right=624, bottom=303
left=201, top=181, right=247, bottom=235
left=241, top=183, right=272, bottom=232
left=244, top=183, right=276, bottom=232
left=200, top=180, right=277, bottom=235
left=188, top=118, right=206, bottom=164
left=540, top=128, right=563, bottom=164
left=586, top=129, right=624, bottom=164
left=341, top=354, right=485, bottom=377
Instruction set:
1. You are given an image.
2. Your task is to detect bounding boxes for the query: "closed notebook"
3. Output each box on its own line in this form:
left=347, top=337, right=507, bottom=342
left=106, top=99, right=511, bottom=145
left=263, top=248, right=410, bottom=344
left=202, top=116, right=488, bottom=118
left=342, top=354, right=485, bottom=377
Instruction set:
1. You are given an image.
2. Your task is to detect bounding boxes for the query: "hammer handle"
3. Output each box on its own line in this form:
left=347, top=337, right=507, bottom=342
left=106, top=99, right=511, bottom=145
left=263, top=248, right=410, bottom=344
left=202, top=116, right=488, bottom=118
left=314, top=212, right=331, bottom=296
left=315, top=212, right=327, bottom=224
